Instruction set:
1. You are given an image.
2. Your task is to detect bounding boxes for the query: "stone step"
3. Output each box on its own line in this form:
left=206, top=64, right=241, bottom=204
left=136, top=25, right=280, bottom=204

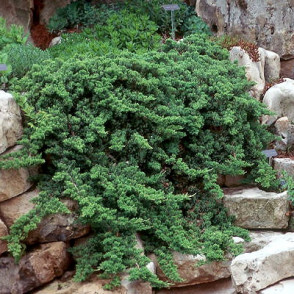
left=223, top=187, right=289, bottom=229
left=273, top=157, right=294, bottom=178
left=231, top=233, right=294, bottom=293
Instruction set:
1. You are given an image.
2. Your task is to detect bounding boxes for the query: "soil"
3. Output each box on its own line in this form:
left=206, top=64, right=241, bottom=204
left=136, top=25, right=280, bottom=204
left=30, top=24, right=56, bottom=50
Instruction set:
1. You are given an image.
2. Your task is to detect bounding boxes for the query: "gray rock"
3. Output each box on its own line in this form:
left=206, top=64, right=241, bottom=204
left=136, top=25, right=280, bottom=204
left=260, top=278, right=294, bottom=294
left=231, top=233, right=294, bottom=293
left=273, top=158, right=294, bottom=178
left=196, top=0, right=294, bottom=58
left=0, top=218, right=8, bottom=256
left=223, top=187, right=289, bottom=229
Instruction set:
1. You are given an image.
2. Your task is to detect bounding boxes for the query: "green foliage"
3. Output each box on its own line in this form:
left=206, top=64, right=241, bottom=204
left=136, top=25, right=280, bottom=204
left=2, top=44, right=51, bottom=80
left=0, top=17, right=28, bottom=50
left=182, top=6, right=211, bottom=36
left=3, top=34, right=276, bottom=287
left=49, top=11, right=161, bottom=59
left=48, top=0, right=101, bottom=32
left=280, top=171, right=294, bottom=205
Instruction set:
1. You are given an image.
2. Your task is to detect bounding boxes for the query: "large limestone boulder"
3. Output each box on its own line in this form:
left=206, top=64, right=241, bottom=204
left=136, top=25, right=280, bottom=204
left=229, top=46, right=265, bottom=100
left=0, top=218, right=8, bottom=255
left=0, top=146, right=36, bottom=202
left=0, top=189, right=90, bottom=243
left=0, top=0, right=33, bottom=33
left=262, top=48, right=280, bottom=82
left=223, top=187, right=289, bottom=229
left=196, top=0, right=294, bottom=58
left=0, top=242, right=70, bottom=293
left=153, top=252, right=231, bottom=287
left=231, top=233, right=294, bottom=293
left=0, top=91, right=23, bottom=154
left=263, top=78, right=294, bottom=125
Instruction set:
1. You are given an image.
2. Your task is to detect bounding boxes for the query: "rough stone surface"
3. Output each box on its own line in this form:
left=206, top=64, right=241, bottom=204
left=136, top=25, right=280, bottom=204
left=229, top=46, right=265, bottom=99
left=40, top=0, right=71, bottom=25
left=260, top=278, right=294, bottom=294
left=0, top=242, right=70, bottom=294
left=273, top=158, right=294, bottom=178
left=223, top=187, right=289, bottom=229
left=0, top=0, right=33, bottom=33
left=263, top=78, right=294, bottom=125
left=273, top=117, right=294, bottom=151
left=33, top=274, right=153, bottom=294
left=0, top=146, right=36, bottom=202
left=153, top=252, right=231, bottom=287
left=231, top=233, right=294, bottom=293
left=0, top=91, right=23, bottom=154
left=0, top=189, right=90, bottom=243
left=244, top=231, right=284, bottom=253
left=0, top=218, right=8, bottom=256
left=156, top=278, right=235, bottom=294
left=262, top=48, right=281, bottom=82
left=196, top=0, right=294, bottom=58
left=281, top=58, right=294, bottom=79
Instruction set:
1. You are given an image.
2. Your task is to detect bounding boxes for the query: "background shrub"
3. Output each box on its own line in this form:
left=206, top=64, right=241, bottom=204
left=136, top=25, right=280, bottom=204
left=2, top=34, right=277, bottom=288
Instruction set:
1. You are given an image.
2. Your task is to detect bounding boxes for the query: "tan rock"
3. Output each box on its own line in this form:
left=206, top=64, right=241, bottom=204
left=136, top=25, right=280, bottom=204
left=0, top=0, right=33, bottom=33
left=0, top=218, right=8, bottom=255
left=0, top=189, right=36, bottom=227
left=0, top=189, right=90, bottom=243
left=273, top=158, right=294, bottom=178
left=33, top=276, right=127, bottom=294
left=223, top=187, right=289, bottom=229
left=0, top=146, right=38, bottom=202
left=153, top=252, right=231, bottom=287
left=0, top=242, right=70, bottom=293
left=0, top=91, right=23, bottom=154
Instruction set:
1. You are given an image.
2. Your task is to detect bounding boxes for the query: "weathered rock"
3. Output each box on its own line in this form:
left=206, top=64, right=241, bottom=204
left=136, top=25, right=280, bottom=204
left=33, top=276, right=128, bottom=294
left=244, top=231, right=284, bottom=253
left=260, top=278, right=294, bottom=294
left=153, top=252, right=231, bottom=287
left=0, top=0, right=33, bottom=33
left=273, top=117, right=294, bottom=151
left=156, top=278, right=235, bottom=294
left=122, top=275, right=153, bottom=294
left=0, top=146, right=36, bottom=202
left=273, top=158, right=294, bottom=178
left=0, top=91, right=23, bottom=154
left=0, top=189, right=90, bottom=243
left=196, top=0, right=294, bottom=58
left=231, top=233, right=294, bottom=293
left=40, top=0, right=71, bottom=25
left=262, top=48, right=280, bottom=82
left=0, top=218, right=8, bottom=255
left=281, top=58, right=294, bottom=79
left=229, top=46, right=265, bottom=99
left=0, top=242, right=70, bottom=293
left=223, top=187, right=289, bottom=229
left=263, top=78, right=294, bottom=125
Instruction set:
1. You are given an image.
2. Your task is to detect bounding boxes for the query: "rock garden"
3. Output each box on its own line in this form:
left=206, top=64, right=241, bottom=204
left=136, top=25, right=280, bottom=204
left=1, top=1, right=294, bottom=294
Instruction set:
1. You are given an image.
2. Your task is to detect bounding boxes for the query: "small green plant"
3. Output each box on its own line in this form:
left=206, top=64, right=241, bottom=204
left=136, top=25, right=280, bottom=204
left=0, top=17, right=28, bottom=50
left=2, top=44, right=51, bottom=80
left=182, top=6, right=211, bottom=36
left=0, top=52, right=12, bottom=88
